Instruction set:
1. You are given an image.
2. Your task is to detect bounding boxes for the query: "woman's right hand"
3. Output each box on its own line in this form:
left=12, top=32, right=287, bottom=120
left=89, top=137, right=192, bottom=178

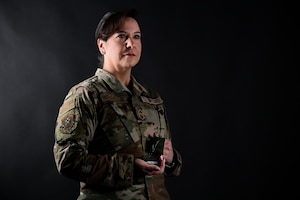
left=135, top=156, right=165, bottom=175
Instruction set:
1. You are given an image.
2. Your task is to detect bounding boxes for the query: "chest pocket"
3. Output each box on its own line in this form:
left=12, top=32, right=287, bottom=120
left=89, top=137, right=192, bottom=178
left=97, top=92, right=140, bottom=152
left=135, top=95, right=169, bottom=139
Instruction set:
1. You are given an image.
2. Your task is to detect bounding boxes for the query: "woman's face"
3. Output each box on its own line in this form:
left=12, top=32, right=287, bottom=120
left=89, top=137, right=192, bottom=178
left=98, top=17, right=142, bottom=72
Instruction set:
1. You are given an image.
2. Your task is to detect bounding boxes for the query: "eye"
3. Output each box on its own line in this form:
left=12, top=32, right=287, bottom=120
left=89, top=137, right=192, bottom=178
left=134, top=34, right=141, bottom=40
left=117, top=34, right=127, bottom=40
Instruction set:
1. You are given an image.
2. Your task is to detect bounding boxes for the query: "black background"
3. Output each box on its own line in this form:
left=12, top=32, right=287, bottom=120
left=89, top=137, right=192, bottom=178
left=0, top=0, right=298, bottom=199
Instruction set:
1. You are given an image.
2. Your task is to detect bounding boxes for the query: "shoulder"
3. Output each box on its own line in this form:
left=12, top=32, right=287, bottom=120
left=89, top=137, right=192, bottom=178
left=142, top=86, right=161, bottom=99
left=134, top=81, right=164, bottom=105
left=133, top=77, right=161, bottom=99
left=69, top=75, right=103, bottom=95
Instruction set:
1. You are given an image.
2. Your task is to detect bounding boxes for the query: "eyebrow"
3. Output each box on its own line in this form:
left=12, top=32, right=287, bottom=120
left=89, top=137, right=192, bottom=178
left=117, top=30, right=141, bottom=34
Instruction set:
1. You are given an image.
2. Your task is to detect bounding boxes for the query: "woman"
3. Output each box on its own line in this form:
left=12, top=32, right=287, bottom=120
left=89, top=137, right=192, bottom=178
left=53, top=8, right=182, bottom=200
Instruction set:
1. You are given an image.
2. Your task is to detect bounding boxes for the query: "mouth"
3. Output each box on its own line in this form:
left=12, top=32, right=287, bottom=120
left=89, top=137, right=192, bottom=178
left=125, top=53, right=135, bottom=56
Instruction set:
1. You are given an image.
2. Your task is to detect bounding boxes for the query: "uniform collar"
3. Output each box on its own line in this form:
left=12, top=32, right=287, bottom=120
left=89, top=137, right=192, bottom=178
left=95, top=68, right=148, bottom=96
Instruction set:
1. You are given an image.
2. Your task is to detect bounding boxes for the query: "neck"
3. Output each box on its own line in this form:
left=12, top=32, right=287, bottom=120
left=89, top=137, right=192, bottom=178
left=102, top=67, right=131, bottom=86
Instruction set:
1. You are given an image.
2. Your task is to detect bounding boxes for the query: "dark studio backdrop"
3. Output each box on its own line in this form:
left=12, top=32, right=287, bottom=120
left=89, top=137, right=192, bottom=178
left=0, top=0, right=298, bottom=199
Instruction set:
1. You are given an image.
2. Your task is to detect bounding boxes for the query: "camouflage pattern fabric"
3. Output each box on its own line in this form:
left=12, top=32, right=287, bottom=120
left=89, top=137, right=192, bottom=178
left=53, top=68, right=182, bottom=200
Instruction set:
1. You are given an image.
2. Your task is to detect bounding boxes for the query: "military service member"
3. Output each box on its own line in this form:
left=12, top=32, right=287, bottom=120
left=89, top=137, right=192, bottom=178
left=53, top=8, right=182, bottom=200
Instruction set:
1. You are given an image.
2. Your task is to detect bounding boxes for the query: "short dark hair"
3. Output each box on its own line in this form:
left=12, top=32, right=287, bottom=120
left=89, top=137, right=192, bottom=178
left=95, top=8, right=138, bottom=67
left=95, top=8, right=138, bottom=42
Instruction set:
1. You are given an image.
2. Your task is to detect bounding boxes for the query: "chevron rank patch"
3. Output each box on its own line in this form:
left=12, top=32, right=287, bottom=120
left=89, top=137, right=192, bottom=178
left=59, top=112, right=77, bottom=134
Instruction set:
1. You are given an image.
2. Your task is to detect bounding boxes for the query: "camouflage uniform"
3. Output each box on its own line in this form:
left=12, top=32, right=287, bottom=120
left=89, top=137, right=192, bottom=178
left=53, top=68, right=182, bottom=200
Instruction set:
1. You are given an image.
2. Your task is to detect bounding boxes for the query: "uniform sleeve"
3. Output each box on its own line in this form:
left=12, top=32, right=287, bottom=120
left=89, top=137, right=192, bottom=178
left=164, top=148, right=182, bottom=176
left=160, top=102, right=183, bottom=176
left=53, top=86, right=118, bottom=186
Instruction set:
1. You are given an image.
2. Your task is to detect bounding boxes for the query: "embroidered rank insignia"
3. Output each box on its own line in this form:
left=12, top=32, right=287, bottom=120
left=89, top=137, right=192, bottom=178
left=137, top=108, right=146, bottom=120
left=60, top=113, right=77, bottom=134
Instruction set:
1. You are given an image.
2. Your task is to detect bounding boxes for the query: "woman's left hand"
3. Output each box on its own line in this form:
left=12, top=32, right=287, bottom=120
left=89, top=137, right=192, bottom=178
left=163, top=139, right=174, bottom=165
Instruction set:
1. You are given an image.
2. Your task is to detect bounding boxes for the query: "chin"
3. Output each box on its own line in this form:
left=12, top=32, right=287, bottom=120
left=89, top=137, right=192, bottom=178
left=123, top=61, right=139, bottom=69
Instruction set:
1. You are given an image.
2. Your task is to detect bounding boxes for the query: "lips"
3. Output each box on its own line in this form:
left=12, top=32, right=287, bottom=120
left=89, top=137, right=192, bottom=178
left=125, top=52, right=136, bottom=56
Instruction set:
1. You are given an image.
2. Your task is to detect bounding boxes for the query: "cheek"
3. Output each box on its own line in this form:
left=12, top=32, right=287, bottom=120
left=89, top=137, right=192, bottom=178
left=107, top=46, right=121, bottom=56
left=137, top=42, right=142, bottom=49
left=137, top=44, right=142, bottom=54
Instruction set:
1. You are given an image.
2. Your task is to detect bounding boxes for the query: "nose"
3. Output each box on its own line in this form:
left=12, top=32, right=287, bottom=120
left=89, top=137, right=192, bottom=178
left=125, top=37, right=134, bottom=49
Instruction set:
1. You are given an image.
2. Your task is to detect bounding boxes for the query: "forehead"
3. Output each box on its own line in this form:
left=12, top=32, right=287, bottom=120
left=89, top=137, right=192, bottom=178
left=119, top=17, right=141, bottom=32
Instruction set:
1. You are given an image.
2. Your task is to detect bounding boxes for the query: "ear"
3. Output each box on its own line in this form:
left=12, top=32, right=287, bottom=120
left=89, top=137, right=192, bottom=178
left=97, top=39, right=105, bottom=55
